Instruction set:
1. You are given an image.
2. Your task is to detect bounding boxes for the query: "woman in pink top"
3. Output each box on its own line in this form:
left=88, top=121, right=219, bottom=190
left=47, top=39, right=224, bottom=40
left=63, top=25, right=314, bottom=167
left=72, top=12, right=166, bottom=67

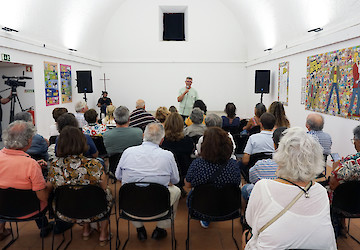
left=0, top=121, right=53, bottom=239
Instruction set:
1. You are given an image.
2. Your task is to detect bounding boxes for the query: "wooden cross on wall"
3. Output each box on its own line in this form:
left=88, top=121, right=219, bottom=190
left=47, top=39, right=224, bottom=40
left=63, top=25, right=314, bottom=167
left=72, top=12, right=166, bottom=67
left=100, top=73, right=110, bottom=92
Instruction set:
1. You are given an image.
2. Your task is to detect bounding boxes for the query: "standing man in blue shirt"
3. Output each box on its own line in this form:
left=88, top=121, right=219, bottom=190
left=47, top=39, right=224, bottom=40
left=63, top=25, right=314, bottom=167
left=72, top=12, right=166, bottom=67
left=177, top=77, right=198, bottom=121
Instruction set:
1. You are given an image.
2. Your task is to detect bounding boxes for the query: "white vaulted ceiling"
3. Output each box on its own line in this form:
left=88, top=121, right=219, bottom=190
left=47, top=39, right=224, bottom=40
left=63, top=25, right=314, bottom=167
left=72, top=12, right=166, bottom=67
left=0, top=0, right=360, bottom=61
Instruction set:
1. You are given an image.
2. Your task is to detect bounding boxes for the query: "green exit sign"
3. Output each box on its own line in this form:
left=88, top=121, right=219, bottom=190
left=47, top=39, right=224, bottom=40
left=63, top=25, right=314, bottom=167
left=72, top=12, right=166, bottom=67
left=1, top=54, right=10, bottom=62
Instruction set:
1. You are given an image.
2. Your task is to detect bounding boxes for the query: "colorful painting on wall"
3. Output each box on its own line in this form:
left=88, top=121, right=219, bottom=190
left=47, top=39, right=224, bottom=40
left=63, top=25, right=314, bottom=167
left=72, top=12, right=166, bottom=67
left=60, top=64, right=72, bottom=103
left=306, top=45, right=360, bottom=120
left=44, top=61, right=59, bottom=106
left=278, top=61, right=289, bottom=106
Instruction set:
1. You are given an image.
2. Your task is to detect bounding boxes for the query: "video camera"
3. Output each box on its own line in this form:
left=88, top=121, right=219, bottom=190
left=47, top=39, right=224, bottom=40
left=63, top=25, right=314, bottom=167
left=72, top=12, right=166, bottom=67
left=2, top=75, right=31, bottom=90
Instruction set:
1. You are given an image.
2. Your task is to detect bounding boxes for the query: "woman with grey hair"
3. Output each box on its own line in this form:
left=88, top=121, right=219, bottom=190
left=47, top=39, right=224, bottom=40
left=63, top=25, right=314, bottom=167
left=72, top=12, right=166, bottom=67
left=14, top=111, right=49, bottom=161
left=244, top=127, right=336, bottom=249
left=183, top=108, right=206, bottom=141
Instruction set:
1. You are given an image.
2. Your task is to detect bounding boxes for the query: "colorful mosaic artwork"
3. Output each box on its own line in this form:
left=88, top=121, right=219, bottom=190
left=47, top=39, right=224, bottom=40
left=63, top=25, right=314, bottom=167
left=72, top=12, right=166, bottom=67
left=44, top=61, right=59, bottom=106
left=60, top=64, right=72, bottom=103
left=306, top=45, right=360, bottom=120
left=278, top=61, right=289, bottom=106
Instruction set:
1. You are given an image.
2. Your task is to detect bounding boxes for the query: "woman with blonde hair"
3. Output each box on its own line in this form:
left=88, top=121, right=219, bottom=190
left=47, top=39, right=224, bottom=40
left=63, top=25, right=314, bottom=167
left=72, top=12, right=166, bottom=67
left=268, top=101, right=290, bottom=129
left=102, top=105, right=116, bottom=127
left=155, top=106, right=170, bottom=126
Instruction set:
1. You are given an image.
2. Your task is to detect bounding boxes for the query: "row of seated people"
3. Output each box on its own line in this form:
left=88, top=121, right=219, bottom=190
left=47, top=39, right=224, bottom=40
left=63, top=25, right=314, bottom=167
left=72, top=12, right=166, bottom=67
left=0, top=99, right=348, bottom=249
left=0, top=118, right=341, bottom=249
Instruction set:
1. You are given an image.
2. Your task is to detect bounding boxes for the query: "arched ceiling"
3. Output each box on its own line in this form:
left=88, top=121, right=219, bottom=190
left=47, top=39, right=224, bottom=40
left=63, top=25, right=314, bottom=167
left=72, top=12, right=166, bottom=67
left=1, top=0, right=360, bottom=61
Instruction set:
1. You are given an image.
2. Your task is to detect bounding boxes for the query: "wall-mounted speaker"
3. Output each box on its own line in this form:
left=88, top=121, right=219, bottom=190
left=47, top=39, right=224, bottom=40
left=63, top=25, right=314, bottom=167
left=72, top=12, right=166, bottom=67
left=76, top=70, right=93, bottom=93
left=255, top=70, right=270, bottom=94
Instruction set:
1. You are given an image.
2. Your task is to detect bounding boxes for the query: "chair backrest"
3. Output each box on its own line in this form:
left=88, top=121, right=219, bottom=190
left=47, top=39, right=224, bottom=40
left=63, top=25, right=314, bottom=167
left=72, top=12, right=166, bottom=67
left=119, top=182, right=170, bottom=217
left=248, top=125, right=261, bottom=135
left=189, top=135, right=202, bottom=145
left=91, top=136, right=108, bottom=157
left=189, top=184, right=241, bottom=219
left=332, top=181, right=360, bottom=215
left=54, top=185, right=108, bottom=219
left=248, top=152, right=273, bottom=169
left=108, top=152, right=122, bottom=175
left=49, top=135, right=57, bottom=145
left=0, top=188, right=40, bottom=218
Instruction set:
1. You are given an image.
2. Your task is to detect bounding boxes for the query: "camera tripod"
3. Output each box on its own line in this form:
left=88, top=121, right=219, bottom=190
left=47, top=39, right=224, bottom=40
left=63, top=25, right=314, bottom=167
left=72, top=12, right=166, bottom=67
left=9, top=88, right=24, bottom=123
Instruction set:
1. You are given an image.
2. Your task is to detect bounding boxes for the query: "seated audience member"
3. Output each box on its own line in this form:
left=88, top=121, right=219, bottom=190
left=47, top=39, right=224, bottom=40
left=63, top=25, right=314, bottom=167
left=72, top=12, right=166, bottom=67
left=185, top=127, right=241, bottom=229
left=0, top=121, right=54, bottom=238
left=244, top=127, right=336, bottom=249
left=306, top=113, right=332, bottom=157
left=75, top=100, right=89, bottom=128
left=14, top=111, right=49, bottom=161
left=222, top=102, right=240, bottom=133
left=185, top=100, right=207, bottom=126
left=196, top=114, right=236, bottom=159
left=129, top=99, right=156, bottom=131
left=50, top=107, right=68, bottom=137
left=83, top=109, right=108, bottom=136
left=48, top=126, right=112, bottom=246
left=242, top=103, right=266, bottom=133
left=329, top=125, right=360, bottom=236
left=116, top=123, right=180, bottom=241
left=241, top=127, right=287, bottom=201
left=155, top=106, right=170, bottom=126
left=161, top=112, right=194, bottom=196
left=241, top=113, right=276, bottom=166
left=268, top=101, right=290, bottom=129
left=102, top=104, right=116, bottom=127
left=183, top=108, right=206, bottom=140
left=169, top=106, right=178, bottom=113
left=103, top=106, right=143, bottom=155
left=56, top=113, right=98, bottom=158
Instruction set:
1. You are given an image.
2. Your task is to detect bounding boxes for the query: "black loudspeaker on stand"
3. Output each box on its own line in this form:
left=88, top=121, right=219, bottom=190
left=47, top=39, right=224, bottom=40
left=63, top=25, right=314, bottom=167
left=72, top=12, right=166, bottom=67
left=76, top=71, right=93, bottom=102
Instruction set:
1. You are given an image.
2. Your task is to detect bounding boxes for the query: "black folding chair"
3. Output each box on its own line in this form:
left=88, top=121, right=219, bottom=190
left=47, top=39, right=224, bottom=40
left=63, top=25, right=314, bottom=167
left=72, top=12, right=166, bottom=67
left=0, top=188, right=47, bottom=250
left=91, top=136, right=108, bottom=158
left=186, top=184, right=241, bottom=250
left=241, top=152, right=273, bottom=183
left=332, top=181, right=360, bottom=244
left=51, top=185, right=113, bottom=250
left=118, top=182, right=175, bottom=250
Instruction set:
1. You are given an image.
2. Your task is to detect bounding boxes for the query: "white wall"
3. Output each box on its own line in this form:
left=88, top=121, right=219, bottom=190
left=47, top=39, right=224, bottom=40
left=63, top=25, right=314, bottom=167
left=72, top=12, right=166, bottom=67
left=101, top=0, right=246, bottom=61
left=0, top=38, right=102, bottom=138
left=99, top=0, right=247, bottom=115
left=243, top=34, right=360, bottom=161
left=100, top=62, right=245, bottom=112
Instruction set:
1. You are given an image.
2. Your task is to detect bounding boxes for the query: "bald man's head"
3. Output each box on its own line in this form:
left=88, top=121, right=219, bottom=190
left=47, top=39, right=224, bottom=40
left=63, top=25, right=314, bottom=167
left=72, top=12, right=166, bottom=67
left=136, top=99, right=145, bottom=109
left=306, top=113, right=324, bottom=131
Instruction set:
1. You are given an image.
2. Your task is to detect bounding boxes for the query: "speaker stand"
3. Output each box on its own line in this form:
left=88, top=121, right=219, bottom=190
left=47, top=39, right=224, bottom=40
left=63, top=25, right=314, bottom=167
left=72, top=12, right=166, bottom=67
left=83, top=88, right=88, bottom=102
left=260, top=91, right=264, bottom=104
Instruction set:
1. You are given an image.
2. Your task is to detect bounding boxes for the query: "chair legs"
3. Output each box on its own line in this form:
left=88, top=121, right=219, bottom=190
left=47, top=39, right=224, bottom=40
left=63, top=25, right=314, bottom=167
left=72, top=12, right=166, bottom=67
left=2, top=222, right=19, bottom=250
left=121, top=221, right=131, bottom=250
left=231, top=220, right=239, bottom=250
left=347, top=218, right=360, bottom=244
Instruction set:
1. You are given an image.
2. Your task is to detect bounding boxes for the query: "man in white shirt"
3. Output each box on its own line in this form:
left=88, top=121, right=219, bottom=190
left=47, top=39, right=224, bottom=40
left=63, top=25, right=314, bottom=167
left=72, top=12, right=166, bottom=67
left=115, top=123, right=180, bottom=241
left=177, top=77, right=199, bottom=120
left=74, top=100, right=88, bottom=128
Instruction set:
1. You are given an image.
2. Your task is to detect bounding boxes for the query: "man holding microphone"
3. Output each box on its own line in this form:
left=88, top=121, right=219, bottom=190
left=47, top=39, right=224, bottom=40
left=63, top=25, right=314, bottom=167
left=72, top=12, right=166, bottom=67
left=177, top=77, right=198, bottom=121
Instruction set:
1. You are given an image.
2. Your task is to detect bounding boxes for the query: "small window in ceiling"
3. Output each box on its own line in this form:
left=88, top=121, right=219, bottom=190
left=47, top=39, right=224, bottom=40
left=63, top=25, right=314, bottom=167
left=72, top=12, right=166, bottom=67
left=163, top=13, right=185, bottom=41
left=159, top=6, right=188, bottom=41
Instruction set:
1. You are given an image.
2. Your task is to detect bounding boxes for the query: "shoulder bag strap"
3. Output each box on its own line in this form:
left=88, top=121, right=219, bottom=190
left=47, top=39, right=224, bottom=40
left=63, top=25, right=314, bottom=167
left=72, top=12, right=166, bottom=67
left=258, top=181, right=312, bottom=235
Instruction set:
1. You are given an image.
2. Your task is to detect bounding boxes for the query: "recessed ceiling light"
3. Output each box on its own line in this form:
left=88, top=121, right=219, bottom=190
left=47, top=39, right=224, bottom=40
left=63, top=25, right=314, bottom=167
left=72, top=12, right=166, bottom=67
left=2, top=27, right=18, bottom=32
left=308, top=27, right=323, bottom=33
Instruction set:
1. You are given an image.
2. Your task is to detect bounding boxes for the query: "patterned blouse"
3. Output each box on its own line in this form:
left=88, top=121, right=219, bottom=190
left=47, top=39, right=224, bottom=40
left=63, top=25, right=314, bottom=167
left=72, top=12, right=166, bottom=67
left=48, top=155, right=112, bottom=223
left=82, top=123, right=108, bottom=136
left=332, top=151, right=360, bottom=184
